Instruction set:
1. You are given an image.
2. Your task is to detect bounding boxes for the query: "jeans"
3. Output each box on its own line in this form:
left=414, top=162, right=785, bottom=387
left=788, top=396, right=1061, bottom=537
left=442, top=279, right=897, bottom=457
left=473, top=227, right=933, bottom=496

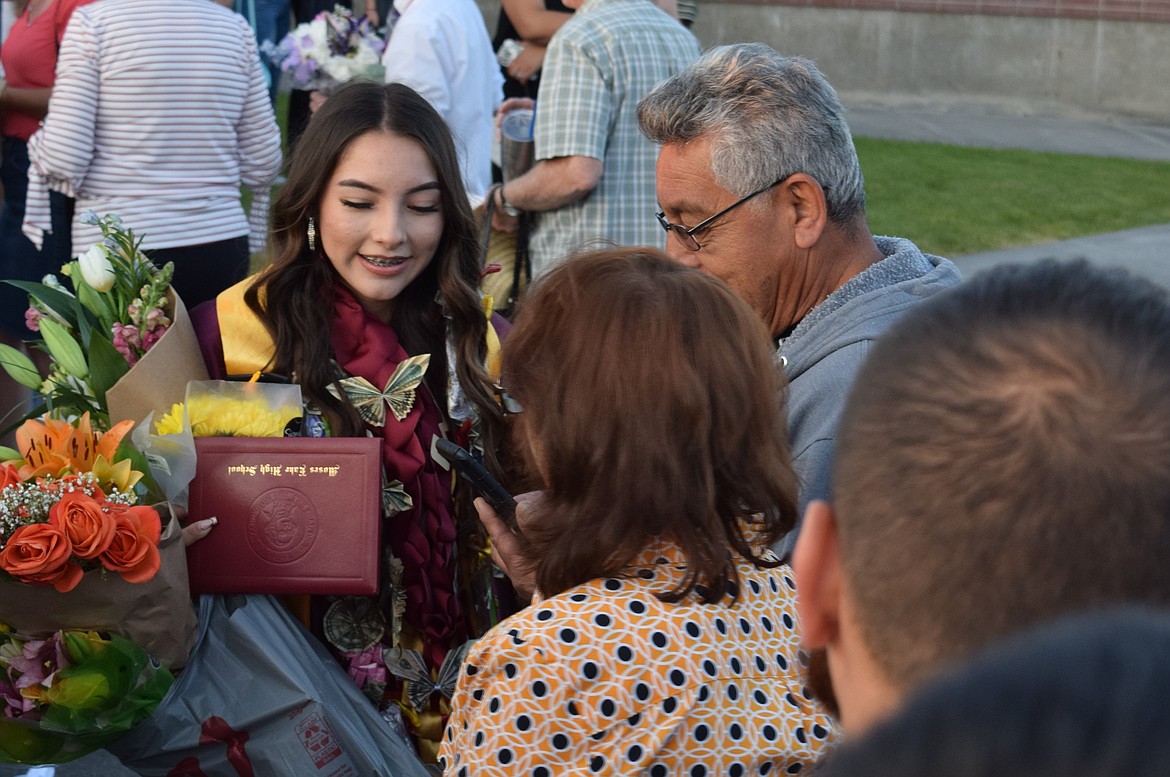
left=0, top=136, right=74, bottom=338
left=237, top=0, right=290, bottom=104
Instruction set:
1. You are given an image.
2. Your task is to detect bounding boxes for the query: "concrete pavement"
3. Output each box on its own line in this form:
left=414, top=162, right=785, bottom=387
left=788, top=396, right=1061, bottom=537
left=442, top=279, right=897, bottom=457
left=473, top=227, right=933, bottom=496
left=952, top=222, right=1170, bottom=290
left=844, top=99, right=1170, bottom=161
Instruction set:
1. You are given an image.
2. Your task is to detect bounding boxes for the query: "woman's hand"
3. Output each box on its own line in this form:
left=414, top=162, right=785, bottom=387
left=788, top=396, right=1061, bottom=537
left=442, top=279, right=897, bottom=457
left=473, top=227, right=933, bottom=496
left=182, top=516, right=218, bottom=547
left=475, top=493, right=539, bottom=601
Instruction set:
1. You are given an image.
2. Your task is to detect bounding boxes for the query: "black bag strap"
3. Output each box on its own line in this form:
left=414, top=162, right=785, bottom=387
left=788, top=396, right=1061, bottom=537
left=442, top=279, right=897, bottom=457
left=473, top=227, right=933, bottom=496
left=481, top=184, right=501, bottom=267
left=511, top=216, right=531, bottom=311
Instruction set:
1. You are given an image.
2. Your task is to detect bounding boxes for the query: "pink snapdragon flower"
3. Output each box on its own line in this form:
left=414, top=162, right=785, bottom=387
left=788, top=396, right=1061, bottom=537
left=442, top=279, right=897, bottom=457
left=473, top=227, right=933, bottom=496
left=112, top=323, right=143, bottom=365
left=141, top=325, right=165, bottom=351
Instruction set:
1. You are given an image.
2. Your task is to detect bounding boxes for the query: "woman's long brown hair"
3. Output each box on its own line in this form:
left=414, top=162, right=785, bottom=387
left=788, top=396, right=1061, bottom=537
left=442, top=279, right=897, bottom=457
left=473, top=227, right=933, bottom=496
left=503, top=248, right=798, bottom=602
left=245, top=81, right=505, bottom=476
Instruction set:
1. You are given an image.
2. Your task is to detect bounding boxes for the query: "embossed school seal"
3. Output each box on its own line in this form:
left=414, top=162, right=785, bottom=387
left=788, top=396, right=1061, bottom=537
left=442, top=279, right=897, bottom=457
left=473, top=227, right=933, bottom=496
left=248, top=488, right=318, bottom=563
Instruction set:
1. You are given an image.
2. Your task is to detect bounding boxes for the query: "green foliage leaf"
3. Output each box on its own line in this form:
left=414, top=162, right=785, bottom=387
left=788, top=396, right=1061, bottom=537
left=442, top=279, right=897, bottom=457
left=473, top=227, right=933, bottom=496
left=4, top=280, right=82, bottom=329
left=75, top=305, right=96, bottom=352
left=40, top=381, right=100, bottom=422
left=116, top=441, right=163, bottom=502
left=0, top=343, right=43, bottom=390
left=39, top=318, right=89, bottom=379
left=0, top=397, right=47, bottom=443
left=86, top=333, right=130, bottom=402
left=0, top=445, right=20, bottom=461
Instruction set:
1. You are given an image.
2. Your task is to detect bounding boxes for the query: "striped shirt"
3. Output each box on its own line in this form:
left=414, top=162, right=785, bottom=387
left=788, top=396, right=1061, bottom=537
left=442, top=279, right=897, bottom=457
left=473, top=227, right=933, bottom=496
left=529, top=0, right=700, bottom=274
left=23, top=0, right=282, bottom=254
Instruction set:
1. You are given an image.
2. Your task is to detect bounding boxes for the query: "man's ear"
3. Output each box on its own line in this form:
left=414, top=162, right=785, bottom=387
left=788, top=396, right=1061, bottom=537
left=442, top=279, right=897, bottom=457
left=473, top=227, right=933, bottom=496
left=782, top=174, right=828, bottom=250
left=793, top=499, right=843, bottom=650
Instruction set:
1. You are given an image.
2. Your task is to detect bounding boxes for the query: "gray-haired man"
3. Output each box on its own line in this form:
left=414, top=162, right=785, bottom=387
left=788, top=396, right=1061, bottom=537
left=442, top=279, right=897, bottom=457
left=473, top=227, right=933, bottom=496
left=638, top=44, right=961, bottom=552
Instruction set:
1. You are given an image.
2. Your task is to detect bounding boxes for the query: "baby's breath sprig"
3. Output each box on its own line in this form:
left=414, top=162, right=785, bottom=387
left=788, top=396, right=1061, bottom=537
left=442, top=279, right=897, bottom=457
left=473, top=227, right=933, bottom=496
left=0, top=473, right=136, bottom=534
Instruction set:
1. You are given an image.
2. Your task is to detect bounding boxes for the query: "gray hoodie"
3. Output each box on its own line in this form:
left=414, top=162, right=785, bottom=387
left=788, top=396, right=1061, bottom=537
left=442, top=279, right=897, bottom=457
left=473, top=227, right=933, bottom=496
left=774, top=235, right=962, bottom=557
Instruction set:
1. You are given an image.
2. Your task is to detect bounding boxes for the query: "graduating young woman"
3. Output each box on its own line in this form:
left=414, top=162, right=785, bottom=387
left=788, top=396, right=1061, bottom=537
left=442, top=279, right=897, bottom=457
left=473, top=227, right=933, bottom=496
left=192, top=81, right=513, bottom=761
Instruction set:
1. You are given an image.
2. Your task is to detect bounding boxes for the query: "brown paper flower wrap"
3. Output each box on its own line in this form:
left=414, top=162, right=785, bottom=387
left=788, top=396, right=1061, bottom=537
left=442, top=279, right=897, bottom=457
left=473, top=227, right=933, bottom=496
left=106, top=287, right=209, bottom=429
left=0, top=505, right=197, bottom=671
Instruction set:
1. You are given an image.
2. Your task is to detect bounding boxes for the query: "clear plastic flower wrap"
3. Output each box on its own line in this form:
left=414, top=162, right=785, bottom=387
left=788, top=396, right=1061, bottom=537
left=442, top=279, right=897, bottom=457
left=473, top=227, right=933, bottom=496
left=133, top=379, right=304, bottom=510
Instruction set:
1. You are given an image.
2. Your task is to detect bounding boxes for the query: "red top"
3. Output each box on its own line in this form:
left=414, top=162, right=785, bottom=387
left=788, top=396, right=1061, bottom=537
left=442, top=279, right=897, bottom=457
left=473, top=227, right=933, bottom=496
left=0, top=0, right=94, bottom=140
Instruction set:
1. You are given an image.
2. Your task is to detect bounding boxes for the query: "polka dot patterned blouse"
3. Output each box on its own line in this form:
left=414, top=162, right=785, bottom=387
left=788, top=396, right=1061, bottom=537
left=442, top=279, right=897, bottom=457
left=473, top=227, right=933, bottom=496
left=440, top=541, right=839, bottom=776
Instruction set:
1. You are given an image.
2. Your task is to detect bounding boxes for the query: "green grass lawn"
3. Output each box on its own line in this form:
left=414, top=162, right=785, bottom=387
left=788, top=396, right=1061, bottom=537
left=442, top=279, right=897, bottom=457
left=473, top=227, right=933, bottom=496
left=856, top=136, right=1170, bottom=257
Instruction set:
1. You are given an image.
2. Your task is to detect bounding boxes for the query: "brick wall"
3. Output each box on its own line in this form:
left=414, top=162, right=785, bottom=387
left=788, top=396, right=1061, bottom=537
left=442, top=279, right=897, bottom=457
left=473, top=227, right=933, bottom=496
left=705, top=0, right=1170, bottom=24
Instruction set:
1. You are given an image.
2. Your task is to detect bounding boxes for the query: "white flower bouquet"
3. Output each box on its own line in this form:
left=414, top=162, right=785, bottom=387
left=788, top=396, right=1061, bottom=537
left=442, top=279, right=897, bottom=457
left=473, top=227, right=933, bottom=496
left=263, top=5, right=385, bottom=92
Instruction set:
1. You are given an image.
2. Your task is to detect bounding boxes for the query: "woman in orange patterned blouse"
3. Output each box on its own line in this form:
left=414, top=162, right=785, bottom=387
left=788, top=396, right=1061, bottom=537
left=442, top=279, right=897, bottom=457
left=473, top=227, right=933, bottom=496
left=440, top=247, right=839, bottom=776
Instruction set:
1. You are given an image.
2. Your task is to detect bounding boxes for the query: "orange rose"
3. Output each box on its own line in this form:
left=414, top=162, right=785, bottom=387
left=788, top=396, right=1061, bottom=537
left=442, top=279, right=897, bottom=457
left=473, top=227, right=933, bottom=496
left=0, top=523, right=84, bottom=592
left=0, top=463, right=21, bottom=491
left=99, top=505, right=161, bottom=583
left=48, top=491, right=116, bottom=559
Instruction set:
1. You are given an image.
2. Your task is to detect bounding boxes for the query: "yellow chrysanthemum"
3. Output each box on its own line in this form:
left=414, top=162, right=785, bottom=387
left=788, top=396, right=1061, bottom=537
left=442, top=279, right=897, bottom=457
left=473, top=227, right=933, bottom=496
left=154, top=403, right=186, bottom=436
left=157, top=396, right=299, bottom=438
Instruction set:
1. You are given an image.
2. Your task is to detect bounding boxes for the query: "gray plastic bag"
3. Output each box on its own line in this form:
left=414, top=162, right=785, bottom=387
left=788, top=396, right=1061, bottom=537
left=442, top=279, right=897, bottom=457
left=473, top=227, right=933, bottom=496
left=107, top=594, right=430, bottom=777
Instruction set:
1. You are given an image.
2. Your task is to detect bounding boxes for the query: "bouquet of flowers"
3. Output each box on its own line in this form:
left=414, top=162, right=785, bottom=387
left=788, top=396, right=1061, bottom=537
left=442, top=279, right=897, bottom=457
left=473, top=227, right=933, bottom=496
left=130, top=378, right=304, bottom=512
left=0, top=413, right=197, bottom=673
left=0, top=414, right=159, bottom=594
left=263, top=4, right=385, bottom=91
left=0, top=414, right=195, bottom=764
left=0, top=627, right=173, bottom=765
left=0, top=212, right=173, bottom=430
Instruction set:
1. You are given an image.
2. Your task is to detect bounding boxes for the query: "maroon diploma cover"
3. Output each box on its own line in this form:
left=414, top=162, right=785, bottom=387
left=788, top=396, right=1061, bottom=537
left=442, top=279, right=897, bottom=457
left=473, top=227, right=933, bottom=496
left=186, top=437, right=382, bottom=595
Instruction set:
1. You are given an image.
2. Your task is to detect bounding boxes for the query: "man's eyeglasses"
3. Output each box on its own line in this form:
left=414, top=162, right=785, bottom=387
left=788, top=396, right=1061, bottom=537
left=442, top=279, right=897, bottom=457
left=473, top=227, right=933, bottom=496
left=656, top=174, right=791, bottom=252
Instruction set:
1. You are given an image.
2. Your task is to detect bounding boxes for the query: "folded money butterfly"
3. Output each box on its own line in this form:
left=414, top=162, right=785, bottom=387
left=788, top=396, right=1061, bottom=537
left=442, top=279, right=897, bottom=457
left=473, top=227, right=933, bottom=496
left=328, top=353, right=430, bottom=426
left=383, top=640, right=474, bottom=713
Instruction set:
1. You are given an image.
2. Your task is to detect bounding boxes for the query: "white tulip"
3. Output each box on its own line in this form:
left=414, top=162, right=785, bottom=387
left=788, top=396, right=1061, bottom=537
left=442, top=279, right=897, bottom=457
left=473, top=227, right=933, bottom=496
left=78, top=244, right=116, bottom=292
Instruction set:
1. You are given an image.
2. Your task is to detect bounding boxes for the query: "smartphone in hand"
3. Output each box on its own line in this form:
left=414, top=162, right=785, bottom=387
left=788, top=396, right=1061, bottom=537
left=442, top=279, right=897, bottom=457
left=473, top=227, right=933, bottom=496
left=434, top=438, right=517, bottom=526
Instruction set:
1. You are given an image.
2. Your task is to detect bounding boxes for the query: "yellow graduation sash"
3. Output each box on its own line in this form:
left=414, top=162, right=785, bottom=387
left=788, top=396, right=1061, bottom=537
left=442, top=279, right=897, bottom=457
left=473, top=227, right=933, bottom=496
left=216, top=275, right=503, bottom=380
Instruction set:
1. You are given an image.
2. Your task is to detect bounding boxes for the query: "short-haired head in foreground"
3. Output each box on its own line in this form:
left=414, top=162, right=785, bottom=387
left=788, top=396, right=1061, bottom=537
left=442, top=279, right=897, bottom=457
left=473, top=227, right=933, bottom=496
left=637, top=42, right=865, bottom=225
left=796, top=259, right=1170, bottom=730
left=817, top=608, right=1170, bottom=777
left=502, top=247, right=797, bottom=602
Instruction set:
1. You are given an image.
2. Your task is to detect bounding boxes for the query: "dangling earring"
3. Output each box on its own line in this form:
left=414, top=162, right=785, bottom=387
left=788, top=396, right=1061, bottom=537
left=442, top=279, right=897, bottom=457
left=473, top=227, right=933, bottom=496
left=307, top=217, right=317, bottom=252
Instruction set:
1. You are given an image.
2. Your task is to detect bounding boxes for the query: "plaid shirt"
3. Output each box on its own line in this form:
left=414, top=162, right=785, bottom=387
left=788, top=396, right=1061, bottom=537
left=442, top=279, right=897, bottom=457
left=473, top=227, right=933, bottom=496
left=529, top=0, right=700, bottom=274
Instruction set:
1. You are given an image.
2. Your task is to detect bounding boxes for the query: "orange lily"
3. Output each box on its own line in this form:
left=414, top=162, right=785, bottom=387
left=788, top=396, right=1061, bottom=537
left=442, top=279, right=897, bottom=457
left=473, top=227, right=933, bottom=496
left=14, top=414, right=134, bottom=481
